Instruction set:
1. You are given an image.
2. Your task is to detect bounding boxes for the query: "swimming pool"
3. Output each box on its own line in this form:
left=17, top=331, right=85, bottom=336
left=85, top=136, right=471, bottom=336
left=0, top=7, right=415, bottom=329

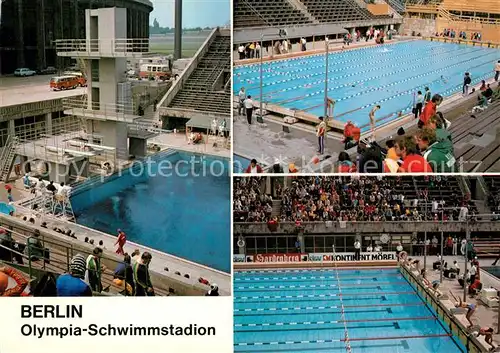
left=234, top=267, right=464, bottom=352
left=234, top=40, right=500, bottom=128
left=71, top=150, right=231, bottom=273
left=234, top=154, right=251, bottom=173
left=0, top=202, right=14, bottom=215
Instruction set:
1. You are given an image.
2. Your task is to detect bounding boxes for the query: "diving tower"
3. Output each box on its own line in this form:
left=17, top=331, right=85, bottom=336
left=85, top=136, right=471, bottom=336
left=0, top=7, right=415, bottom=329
left=55, top=7, right=157, bottom=162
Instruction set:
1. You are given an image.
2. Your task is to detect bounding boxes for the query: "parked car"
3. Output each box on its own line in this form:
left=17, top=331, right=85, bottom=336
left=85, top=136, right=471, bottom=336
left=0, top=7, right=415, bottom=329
left=14, top=68, right=36, bottom=77
left=38, top=66, right=57, bottom=75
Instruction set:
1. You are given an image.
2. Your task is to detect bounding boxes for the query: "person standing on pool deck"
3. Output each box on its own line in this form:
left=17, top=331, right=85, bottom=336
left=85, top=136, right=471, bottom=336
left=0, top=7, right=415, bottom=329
left=450, top=291, right=476, bottom=328
left=369, top=105, right=381, bottom=141
left=424, top=87, right=431, bottom=103
left=238, top=87, right=246, bottom=116
left=354, top=239, right=361, bottom=260
left=316, top=116, right=326, bottom=154
left=115, top=229, right=127, bottom=255
left=463, top=72, right=472, bottom=95
left=495, top=60, right=500, bottom=81
left=244, top=95, right=254, bottom=125
left=415, top=91, right=424, bottom=119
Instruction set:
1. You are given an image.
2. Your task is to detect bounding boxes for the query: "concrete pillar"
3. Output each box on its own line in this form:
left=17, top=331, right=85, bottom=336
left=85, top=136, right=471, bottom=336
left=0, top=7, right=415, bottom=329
left=129, top=137, right=147, bottom=157
left=298, top=230, right=305, bottom=253
left=17, top=0, right=25, bottom=67
left=174, top=0, right=182, bottom=59
left=237, top=235, right=246, bottom=255
left=8, top=120, right=15, bottom=137
left=48, top=162, right=70, bottom=184
left=266, top=176, right=271, bottom=194
left=45, top=113, right=52, bottom=135
left=37, top=0, right=47, bottom=70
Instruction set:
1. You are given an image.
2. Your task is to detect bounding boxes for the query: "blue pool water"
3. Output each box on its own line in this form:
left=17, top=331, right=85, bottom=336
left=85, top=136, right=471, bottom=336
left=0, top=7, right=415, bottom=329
left=234, top=154, right=251, bottom=173
left=234, top=268, right=464, bottom=352
left=0, top=202, right=14, bottom=215
left=234, top=40, right=500, bottom=128
left=71, top=151, right=231, bottom=273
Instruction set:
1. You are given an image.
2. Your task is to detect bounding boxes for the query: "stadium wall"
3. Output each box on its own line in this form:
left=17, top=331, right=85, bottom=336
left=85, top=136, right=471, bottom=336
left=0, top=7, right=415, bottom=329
left=400, top=17, right=437, bottom=37
left=0, top=0, right=153, bottom=75
left=436, top=19, right=500, bottom=43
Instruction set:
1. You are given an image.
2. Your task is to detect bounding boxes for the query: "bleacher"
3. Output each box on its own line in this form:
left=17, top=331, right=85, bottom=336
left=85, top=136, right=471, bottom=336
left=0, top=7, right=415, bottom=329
left=385, top=0, right=406, bottom=13
left=167, top=34, right=230, bottom=115
left=234, top=0, right=312, bottom=28
left=484, top=176, right=500, bottom=211
left=300, top=0, right=371, bottom=23
left=450, top=100, right=500, bottom=173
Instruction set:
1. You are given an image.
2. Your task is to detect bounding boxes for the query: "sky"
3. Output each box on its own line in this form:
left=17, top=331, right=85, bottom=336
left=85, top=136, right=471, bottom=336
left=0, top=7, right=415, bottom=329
left=150, top=0, right=230, bottom=28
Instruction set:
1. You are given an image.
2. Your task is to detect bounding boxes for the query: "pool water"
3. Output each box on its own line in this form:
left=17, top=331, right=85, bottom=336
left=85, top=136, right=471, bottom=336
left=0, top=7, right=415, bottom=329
left=0, top=202, right=14, bottom=215
left=234, top=154, right=251, bottom=173
left=234, top=40, right=500, bottom=129
left=71, top=151, right=231, bottom=273
left=234, top=268, right=464, bottom=352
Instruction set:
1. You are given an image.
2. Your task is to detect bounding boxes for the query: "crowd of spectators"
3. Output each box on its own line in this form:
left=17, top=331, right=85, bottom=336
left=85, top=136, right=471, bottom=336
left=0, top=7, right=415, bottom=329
left=233, top=177, right=273, bottom=222
left=234, top=176, right=474, bottom=223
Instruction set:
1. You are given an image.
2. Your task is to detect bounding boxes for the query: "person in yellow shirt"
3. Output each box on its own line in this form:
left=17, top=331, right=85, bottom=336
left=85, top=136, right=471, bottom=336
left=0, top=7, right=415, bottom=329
left=316, top=116, right=326, bottom=154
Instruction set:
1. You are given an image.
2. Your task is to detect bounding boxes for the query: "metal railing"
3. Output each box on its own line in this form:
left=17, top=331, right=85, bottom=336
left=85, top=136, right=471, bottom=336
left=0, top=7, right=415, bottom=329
left=0, top=222, right=133, bottom=296
left=55, top=38, right=150, bottom=55
left=63, top=97, right=139, bottom=123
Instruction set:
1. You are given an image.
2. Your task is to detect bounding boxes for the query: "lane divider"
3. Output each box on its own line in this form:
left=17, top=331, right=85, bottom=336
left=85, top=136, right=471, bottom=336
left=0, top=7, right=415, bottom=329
left=234, top=302, right=425, bottom=313
left=234, top=291, right=416, bottom=302
left=237, top=268, right=398, bottom=274
left=235, top=333, right=451, bottom=347
left=234, top=281, right=407, bottom=291
left=234, top=316, right=436, bottom=329
left=234, top=273, right=403, bottom=281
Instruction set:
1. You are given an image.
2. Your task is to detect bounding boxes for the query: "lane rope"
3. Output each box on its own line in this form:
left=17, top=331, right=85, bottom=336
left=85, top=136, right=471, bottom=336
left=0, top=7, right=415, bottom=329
left=332, top=245, right=352, bottom=353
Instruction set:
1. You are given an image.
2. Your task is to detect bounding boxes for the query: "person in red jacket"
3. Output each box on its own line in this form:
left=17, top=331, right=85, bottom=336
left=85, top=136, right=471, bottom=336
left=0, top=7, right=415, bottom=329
left=115, top=229, right=127, bottom=255
left=0, top=265, right=29, bottom=297
left=418, top=94, right=443, bottom=128
left=395, top=136, right=432, bottom=173
left=245, top=159, right=263, bottom=174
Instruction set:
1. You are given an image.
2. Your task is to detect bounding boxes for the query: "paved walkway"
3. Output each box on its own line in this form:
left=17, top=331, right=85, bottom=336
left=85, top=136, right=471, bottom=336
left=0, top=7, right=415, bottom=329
left=410, top=254, right=500, bottom=349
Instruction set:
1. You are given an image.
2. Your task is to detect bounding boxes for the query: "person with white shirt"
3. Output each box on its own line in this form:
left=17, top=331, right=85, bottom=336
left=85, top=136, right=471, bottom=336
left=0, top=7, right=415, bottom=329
left=452, top=237, right=458, bottom=255
left=366, top=244, right=373, bottom=252
left=282, top=39, right=288, bottom=53
left=244, top=95, right=254, bottom=125
left=238, top=44, right=245, bottom=60
left=470, top=263, right=477, bottom=283
left=461, top=238, right=467, bottom=255
left=374, top=244, right=382, bottom=252
left=354, top=239, right=361, bottom=260
left=255, top=43, right=261, bottom=58
left=238, top=87, right=246, bottom=116
left=300, top=37, right=306, bottom=51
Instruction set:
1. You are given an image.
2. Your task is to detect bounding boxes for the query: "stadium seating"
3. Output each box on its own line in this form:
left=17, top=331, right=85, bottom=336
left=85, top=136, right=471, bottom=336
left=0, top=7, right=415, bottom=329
left=385, top=0, right=406, bottom=13
left=451, top=100, right=500, bottom=173
left=484, top=176, right=500, bottom=212
left=234, top=176, right=474, bottom=223
left=234, top=0, right=312, bottom=28
left=168, top=34, right=230, bottom=115
left=300, top=0, right=371, bottom=23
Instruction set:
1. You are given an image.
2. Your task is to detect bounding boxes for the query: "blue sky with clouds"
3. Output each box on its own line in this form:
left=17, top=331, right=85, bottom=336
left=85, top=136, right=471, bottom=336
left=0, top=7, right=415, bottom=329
left=150, top=0, right=230, bottom=28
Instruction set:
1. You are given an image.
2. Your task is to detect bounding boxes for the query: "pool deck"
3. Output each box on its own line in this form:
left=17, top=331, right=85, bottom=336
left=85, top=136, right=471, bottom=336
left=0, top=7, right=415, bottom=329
left=412, top=255, right=500, bottom=351
left=149, top=132, right=230, bottom=159
left=2, top=177, right=231, bottom=295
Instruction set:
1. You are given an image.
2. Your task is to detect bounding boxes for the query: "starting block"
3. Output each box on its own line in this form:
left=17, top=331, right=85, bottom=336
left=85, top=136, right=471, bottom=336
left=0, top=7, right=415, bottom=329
left=283, top=116, right=298, bottom=124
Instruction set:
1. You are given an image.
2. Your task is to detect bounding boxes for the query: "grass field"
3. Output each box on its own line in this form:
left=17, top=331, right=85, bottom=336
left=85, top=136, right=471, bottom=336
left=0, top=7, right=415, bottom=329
left=149, top=31, right=211, bottom=58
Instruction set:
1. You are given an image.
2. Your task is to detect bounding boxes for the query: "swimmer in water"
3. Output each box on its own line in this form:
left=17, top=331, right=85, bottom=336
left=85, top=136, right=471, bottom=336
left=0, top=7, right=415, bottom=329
left=441, top=75, right=448, bottom=84
left=450, top=291, right=476, bottom=328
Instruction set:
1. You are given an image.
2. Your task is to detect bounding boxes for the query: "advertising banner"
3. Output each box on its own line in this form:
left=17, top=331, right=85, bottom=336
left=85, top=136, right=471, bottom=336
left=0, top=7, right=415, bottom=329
left=308, top=252, right=397, bottom=262
left=253, top=253, right=308, bottom=263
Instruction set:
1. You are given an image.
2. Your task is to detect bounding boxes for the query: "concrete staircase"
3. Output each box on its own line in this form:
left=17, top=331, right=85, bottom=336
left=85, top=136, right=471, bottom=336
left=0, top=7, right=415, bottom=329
left=0, top=136, right=19, bottom=182
left=271, top=199, right=282, bottom=218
